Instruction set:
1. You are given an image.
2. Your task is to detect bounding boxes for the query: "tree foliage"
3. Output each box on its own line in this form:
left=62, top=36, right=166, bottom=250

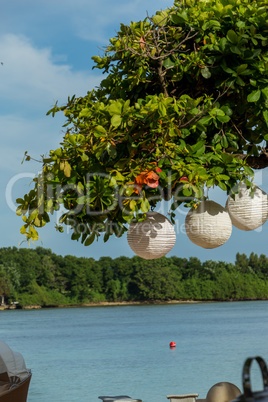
left=17, top=0, right=268, bottom=245
left=0, top=247, right=268, bottom=306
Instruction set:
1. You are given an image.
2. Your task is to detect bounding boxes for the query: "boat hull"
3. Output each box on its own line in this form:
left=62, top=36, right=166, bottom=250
left=0, top=372, right=32, bottom=402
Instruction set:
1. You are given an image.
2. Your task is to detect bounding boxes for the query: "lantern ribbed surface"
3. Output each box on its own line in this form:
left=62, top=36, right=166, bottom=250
left=185, top=200, right=232, bottom=249
left=127, top=211, right=176, bottom=260
left=226, top=183, right=268, bottom=231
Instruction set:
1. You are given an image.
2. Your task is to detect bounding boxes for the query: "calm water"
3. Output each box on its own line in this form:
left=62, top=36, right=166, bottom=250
left=0, top=301, right=267, bottom=402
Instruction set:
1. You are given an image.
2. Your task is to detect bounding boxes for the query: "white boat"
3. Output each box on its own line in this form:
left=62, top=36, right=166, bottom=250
left=0, top=340, right=31, bottom=402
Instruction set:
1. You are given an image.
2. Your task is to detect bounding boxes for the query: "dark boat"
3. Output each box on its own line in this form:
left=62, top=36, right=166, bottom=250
left=0, top=340, right=31, bottom=402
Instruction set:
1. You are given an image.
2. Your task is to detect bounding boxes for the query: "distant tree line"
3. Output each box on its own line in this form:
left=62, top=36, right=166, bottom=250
left=0, top=247, right=268, bottom=307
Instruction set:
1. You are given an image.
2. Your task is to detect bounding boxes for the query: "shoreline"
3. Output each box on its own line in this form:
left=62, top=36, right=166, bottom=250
left=1, top=298, right=267, bottom=311
left=1, top=300, right=200, bottom=310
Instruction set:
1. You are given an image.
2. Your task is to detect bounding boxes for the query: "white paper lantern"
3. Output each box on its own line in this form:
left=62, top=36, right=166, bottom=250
left=226, top=183, right=268, bottom=231
left=185, top=200, right=232, bottom=249
left=127, top=211, right=176, bottom=259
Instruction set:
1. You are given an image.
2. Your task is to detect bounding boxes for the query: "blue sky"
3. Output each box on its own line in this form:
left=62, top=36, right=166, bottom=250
left=1, top=0, right=268, bottom=263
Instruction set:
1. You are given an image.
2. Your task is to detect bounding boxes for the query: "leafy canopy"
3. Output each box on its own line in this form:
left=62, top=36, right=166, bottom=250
left=17, top=0, right=268, bottom=246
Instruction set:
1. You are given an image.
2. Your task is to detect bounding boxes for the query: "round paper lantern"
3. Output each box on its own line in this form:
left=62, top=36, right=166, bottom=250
left=226, top=183, right=268, bottom=231
left=185, top=200, right=232, bottom=249
left=127, top=211, right=176, bottom=259
left=206, top=382, right=241, bottom=402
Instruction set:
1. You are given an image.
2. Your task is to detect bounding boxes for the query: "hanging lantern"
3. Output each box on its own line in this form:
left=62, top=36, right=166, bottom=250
left=206, top=382, right=241, bottom=402
left=127, top=211, right=176, bottom=260
left=185, top=200, right=232, bottom=249
left=226, top=183, right=268, bottom=231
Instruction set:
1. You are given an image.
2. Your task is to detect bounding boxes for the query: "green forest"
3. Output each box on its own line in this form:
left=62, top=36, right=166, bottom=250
left=0, top=247, right=268, bottom=307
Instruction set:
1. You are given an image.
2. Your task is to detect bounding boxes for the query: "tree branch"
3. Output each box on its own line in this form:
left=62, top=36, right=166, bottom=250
left=157, top=59, right=169, bottom=97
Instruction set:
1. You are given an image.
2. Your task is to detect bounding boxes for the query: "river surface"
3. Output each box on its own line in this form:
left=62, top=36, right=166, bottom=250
left=0, top=301, right=267, bottom=402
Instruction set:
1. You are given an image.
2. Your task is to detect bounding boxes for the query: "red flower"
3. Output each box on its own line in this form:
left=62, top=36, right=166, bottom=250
left=133, top=170, right=160, bottom=193
left=145, top=171, right=160, bottom=188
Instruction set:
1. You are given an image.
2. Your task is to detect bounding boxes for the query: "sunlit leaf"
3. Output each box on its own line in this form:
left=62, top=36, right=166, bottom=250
left=247, top=90, right=261, bottom=102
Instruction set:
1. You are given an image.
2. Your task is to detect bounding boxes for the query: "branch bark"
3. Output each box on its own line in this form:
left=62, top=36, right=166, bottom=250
left=157, top=59, right=169, bottom=97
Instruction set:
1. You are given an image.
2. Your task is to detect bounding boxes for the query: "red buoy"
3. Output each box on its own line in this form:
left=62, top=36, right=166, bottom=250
left=169, top=341, right=176, bottom=348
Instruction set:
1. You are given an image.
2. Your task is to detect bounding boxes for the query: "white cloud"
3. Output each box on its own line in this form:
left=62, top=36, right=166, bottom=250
left=0, top=32, right=103, bottom=174
left=0, top=34, right=102, bottom=114
left=0, top=32, right=103, bottom=233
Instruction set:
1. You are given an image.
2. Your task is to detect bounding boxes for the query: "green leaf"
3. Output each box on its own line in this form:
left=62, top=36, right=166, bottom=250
left=29, top=225, right=39, bottom=241
left=220, top=135, right=228, bottom=148
left=218, top=181, right=227, bottom=191
left=182, top=187, right=192, bottom=197
left=263, top=110, right=268, bottom=127
left=201, top=67, right=211, bottom=79
left=192, top=141, right=206, bottom=154
left=170, top=11, right=188, bottom=24
left=217, top=174, right=230, bottom=181
left=79, top=108, right=91, bottom=118
left=199, top=116, right=212, bottom=125
left=84, top=233, right=95, bottom=246
left=140, top=198, right=150, bottom=213
left=107, top=143, right=117, bottom=158
left=129, top=200, right=136, bottom=210
left=158, top=170, right=167, bottom=180
left=221, top=64, right=236, bottom=74
left=158, top=102, right=167, bottom=117
left=221, top=106, right=233, bottom=116
left=206, top=178, right=215, bottom=187
left=33, top=215, right=47, bottom=227
left=28, top=209, right=38, bottom=221
left=163, top=57, right=175, bottom=69
left=125, top=186, right=134, bottom=196
left=230, top=46, right=242, bottom=55
left=77, top=196, right=86, bottom=205
left=210, top=108, right=225, bottom=116
left=202, top=20, right=221, bottom=30
left=236, top=64, right=248, bottom=74
left=153, top=11, right=168, bottom=25
left=221, top=153, right=233, bottom=163
left=108, top=102, right=122, bottom=115
left=81, top=153, right=89, bottom=162
left=219, top=37, right=227, bottom=52
left=227, top=30, right=239, bottom=44
left=247, top=89, right=261, bottom=103
left=103, top=232, right=110, bottom=243
left=64, top=161, right=71, bottom=177
left=20, top=225, right=27, bottom=235
left=111, top=114, right=122, bottom=128
left=68, top=134, right=77, bottom=146
left=261, top=87, right=268, bottom=100
left=195, top=145, right=206, bottom=156
left=71, top=232, right=81, bottom=241
left=181, top=129, right=191, bottom=138
left=244, top=165, right=254, bottom=177
left=212, top=133, right=221, bottom=144
left=92, top=56, right=102, bottom=64
left=114, top=171, right=125, bottom=182
left=217, top=115, right=230, bottom=123
left=122, top=208, right=133, bottom=222
left=95, top=125, right=107, bottom=135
